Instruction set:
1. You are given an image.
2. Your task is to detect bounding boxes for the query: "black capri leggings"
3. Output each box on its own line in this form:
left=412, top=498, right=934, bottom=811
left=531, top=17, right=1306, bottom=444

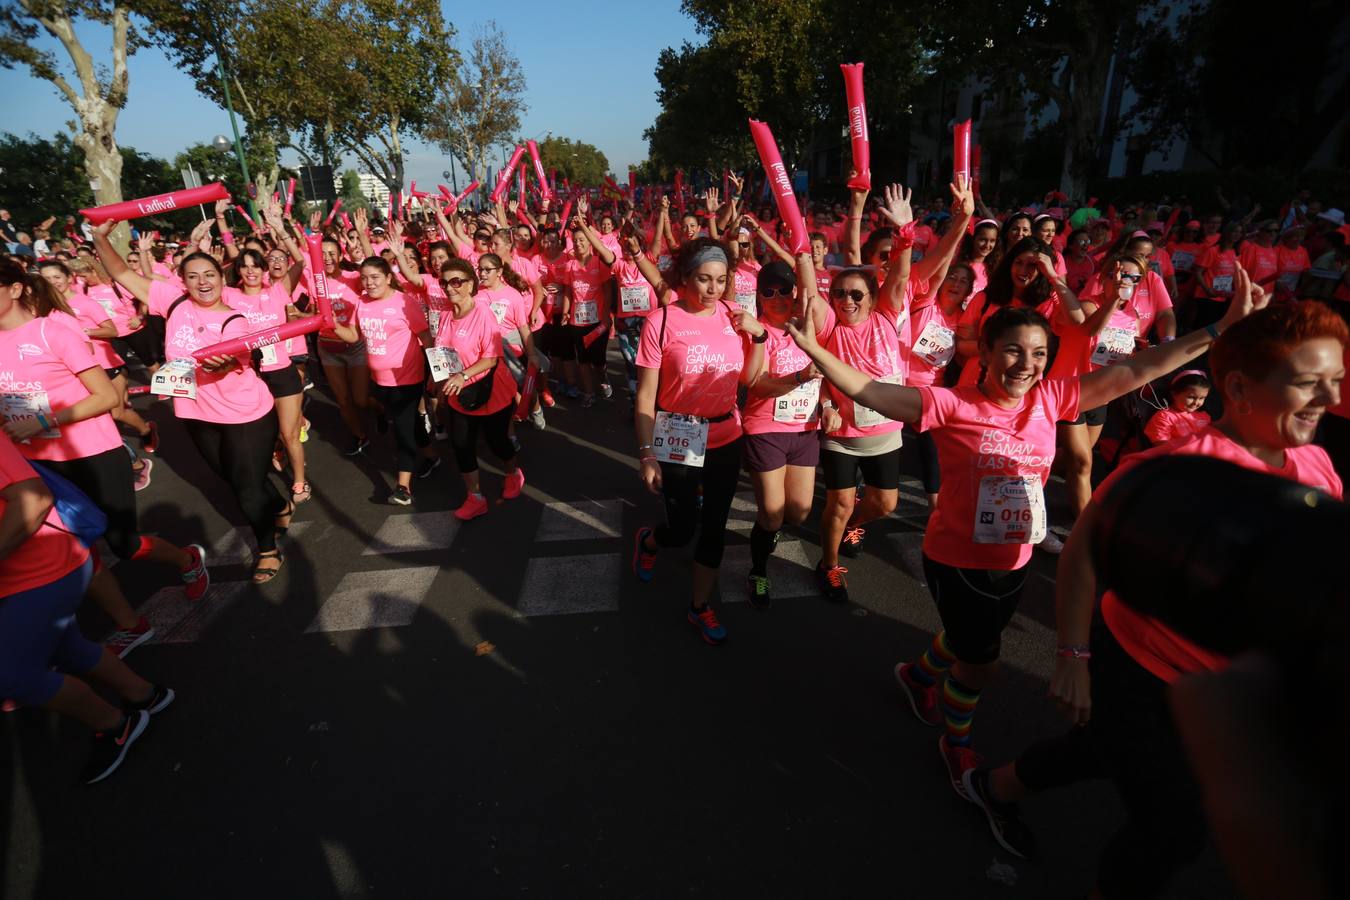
left=921, top=553, right=1029, bottom=665
left=569, top=324, right=609, bottom=366
left=373, top=382, right=429, bottom=472
left=184, top=411, right=285, bottom=553
left=910, top=425, right=940, bottom=494
left=448, top=404, right=515, bottom=474
left=41, top=445, right=141, bottom=559
left=117, top=323, right=165, bottom=367
left=655, top=438, right=742, bottom=569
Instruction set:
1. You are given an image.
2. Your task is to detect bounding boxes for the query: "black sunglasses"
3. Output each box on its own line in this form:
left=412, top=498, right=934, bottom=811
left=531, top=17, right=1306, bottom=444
left=830, top=287, right=868, bottom=302
left=759, top=285, right=792, bottom=298
left=1120, top=272, right=1144, bottom=284
left=738, top=242, right=751, bottom=250
left=441, top=276, right=472, bottom=288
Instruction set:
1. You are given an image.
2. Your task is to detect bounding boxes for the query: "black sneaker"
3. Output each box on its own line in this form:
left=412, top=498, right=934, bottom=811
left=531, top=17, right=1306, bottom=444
left=963, top=767, right=1037, bottom=860
left=415, top=456, right=441, bottom=479
left=747, top=574, right=772, bottom=609
left=816, top=563, right=850, bottom=603
left=125, top=684, right=175, bottom=716
left=839, top=526, right=866, bottom=558
left=344, top=436, right=369, bottom=457
left=389, top=485, right=413, bottom=506
left=82, top=710, right=150, bottom=785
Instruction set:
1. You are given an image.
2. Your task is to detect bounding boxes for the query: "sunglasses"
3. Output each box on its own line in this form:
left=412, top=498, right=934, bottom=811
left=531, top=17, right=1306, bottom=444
left=759, top=285, right=792, bottom=298
left=738, top=242, right=751, bottom=250
left=442, top=276, right=472, bottom=289
left=1120, top=272, right=1143, bottom=284
left=830, top=287, right=869, bottom=302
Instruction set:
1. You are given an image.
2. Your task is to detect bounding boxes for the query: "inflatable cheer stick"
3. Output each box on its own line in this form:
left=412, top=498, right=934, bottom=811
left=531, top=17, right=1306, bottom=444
left=304, top=232, right=336, bottom=327
left=451, top=180, right=480, bottom=212
left=629, top=170, right=637, bottom=196
left=841, top=63, right=871, bottom=191
left=953, top=120, right=972, bottom=182
left=748, top=119, right=809, bottom=254
left=972, top=144, right=982, bottom=197
left=517, top=166, right=526, bottom=203
left=283, top=178, right=296, bottom=217
left=234, top=205, right=261, bottom=234
left=323, top=198, right=344, bottom=226
left=80, top=182, right=231, bottom=225
left=191, top=316, right=323, bottom=363
left=558, top=198, right=574, bottom=232
left=581, top=324, right=609, bottom=348
left=340, top=212, right=353, bottom=233
left=514, top=361, right=542, bottom=421
left=527, top=140, right=552, bottom=201
left=438, top=184, right=454, bottom=201
left=490, top=146, right=527, bottom=203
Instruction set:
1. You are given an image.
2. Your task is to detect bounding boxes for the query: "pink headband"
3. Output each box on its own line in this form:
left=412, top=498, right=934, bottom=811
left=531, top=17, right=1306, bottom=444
left=1171, top=369, right=1209, bottom=385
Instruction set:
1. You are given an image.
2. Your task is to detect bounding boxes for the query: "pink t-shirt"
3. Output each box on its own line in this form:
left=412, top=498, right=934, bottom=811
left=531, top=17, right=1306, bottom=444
left=918, top=378, right=1081, bottom=570
left=507, top=253, right=541, bottom=287
left=435, top=300, right=516, bottom=416
left=636, top=301, right=747, bottom=449
left=731, top=259, right=762, bottom=314
left=0, top=433, right=88, bottom=596
left=1239, top=243, right=1279, bottom=289
left=85, top=284, right=139, bottom=336
left=905, top=297, right=963, bottom=388
left=479, top=285, right=530, bottom=352
left=611, top=258, right=658, bottom=318
left=224, top=284, right=294, bottom=372
left=148, top=279, right=274, bottom=424
left=742, top=326, right=819, bottom=434
left=1143, top=408, right=1212, bottom=444
left=1099, top=427, right=1343, bottom=683
left=1064, top=255, right=1096, bottom=294
left=353, top=290, right=430, bottom=386
left=1274, top=245, right=1311, bottom=300
left=1197, top=246, right=1238, bottom=299
left=64, top=295, right=125, bottom=370
left=565, top=255, right=610, bottom=327
left=537, top=253, right=571, bottom=320
left=955, top=293, right=1059, bottom=386
left=0, top=315, right=123, bottom=461
left=818, top=303, right=905, bottom=439
left=1046, top=283, right=1168, bottom=381
left=306, top=267, right=362, bottom=344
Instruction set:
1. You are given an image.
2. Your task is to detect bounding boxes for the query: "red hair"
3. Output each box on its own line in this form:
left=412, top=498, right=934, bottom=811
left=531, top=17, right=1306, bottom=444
left=1211, top=302, right=1349, bottom=387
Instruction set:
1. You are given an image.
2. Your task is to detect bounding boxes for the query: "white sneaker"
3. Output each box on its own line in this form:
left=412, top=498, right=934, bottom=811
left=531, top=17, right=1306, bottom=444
left=1039, top=531, right=1064, bottom=554
left=599, top=382, right=613, bottom=400
left=529, top=408, right=546, bottom=430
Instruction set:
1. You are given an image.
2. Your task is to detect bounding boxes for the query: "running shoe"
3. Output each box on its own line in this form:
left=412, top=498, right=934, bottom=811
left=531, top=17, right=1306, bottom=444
left=895, top=662, right=943, bottom=726
left=82, top=710, right=150, bottom=785
left=816, top=563, right=850, bottom=603
left=599, top=382, right=613, bottom=400
left=1039, top=530, right=1065, bottom=554
left=963, top=767, right=1037, bottom=860
left=580, top=393, right=595, bottom=409
left=181, top=544, right=209, bottom=602
left=687, top=605, right=727, bottom=645
left=415, top=456, right=441, bottom=479
left=344, top=436, right=369, bottom=457
left=303, top=378, right=315, bottom=391
left=565, top=384, right=581, bottom=400
left=540, top=388, right=556, bottom=408
left=389, top=485, right=413, bottom=506
left=632, top=526, right=657, bottom=582
left=125, top=684, right=176, bottom=717
left=938, top=734, right=982, bottom=803
left=140, top=421, right=159, bottom=454
left=747, top=574, right=772, bottom=610
left=454, top=492, right=489, bottom=521
left=529, top=408, right=546, bottom=430
left=509, top=433, right=522, bottom=452
left=434, top=425, right=449, bottom=442
left=106, top=617, right=155, bottom=660
left=132, top=458, right=153, bottom=492
left=503, top=468, right=525, bottom=500
left=839, top=526, right=866, bottom=558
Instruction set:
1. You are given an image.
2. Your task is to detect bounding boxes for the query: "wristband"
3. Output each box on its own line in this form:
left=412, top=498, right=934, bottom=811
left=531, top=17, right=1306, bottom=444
left=639, top=455, right=657, bottom=463
left=821, top=400, right=837, bottom=410
left=1204, top=323, right=1221, bottom=340
left=1057, top=645, right=1091, bottom=659
left=638, top=443, right=653, bottom=452
left=890, top=220, right=917, bottom=250
left=794, top=369, right=804, bottom=385
left=220, top=232, right=234, bottom=245
left=751, top=330, right=768, bottom=344
left=1161, top=335, right=1175, bottom=343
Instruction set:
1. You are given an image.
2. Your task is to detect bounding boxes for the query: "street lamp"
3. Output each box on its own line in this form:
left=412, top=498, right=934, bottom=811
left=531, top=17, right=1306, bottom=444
left=212, top=135, right=231, bottom=154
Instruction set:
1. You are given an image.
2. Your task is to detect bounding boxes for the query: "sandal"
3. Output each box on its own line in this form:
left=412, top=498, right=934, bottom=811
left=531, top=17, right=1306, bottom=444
left=252, top=549, right=285, bottom=584
left=274, top=501, right=296, bottom=537
left=291, top=481, right=312, bottom=504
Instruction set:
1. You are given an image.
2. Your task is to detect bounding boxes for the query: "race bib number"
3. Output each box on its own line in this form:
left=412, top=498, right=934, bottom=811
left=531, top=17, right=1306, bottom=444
left=773, top=378, right=821, bottom=424
left=1210, top=274, right=1234, bottom=294
left=489, top=301, right=509, bottom=326
left=1, top=391, right=60, bottom=439
left=652, top=411, right=708, bottom=467
left=95, top=297, right=119, bottom=319
left=258, top=344, right=279, bottom=367
left=426, top=346, right=463, bottom=383
left=913, top=321, right=956, bottom=369
left=1172, top=251, right=1194, bottom=273
left=1090, top=325, right=1137, bottom=367
left=973, top=475, right=1047, bottom=545
left=620, top=285, right=651, bottom=314
left=851, top=374, right=904, bottom=428
left=1277, top=272, right=1300, bottom=293
left=734, top=292, right=757, bottom=315
left=573, top=298, right=599, bottom=326
left=150, top=358, right=198, bottom=399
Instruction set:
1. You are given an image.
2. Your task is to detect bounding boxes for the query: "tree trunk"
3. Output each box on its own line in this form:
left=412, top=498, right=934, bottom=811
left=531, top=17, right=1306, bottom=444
left=1058, top=27, right=1117, bottom=202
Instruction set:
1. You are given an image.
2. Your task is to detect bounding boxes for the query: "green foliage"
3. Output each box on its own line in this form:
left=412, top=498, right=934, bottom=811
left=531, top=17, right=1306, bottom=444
left=536, top=136, right=610, bottom=188
left=338, top=169, right=371, bottom=211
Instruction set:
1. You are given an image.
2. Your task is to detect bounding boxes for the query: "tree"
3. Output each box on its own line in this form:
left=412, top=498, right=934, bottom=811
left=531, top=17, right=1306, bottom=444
left=422, top=21, right=527, bottom=190
left=535, top=136, right=610, bottom=188
left=338, top=169, right=371, bottom=211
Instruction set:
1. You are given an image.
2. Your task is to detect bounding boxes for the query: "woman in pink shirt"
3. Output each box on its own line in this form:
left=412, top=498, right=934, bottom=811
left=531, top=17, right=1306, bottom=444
left=93, top=223, right=288, bottom=585
left=561, top=221, right=613, bottom=407
left=533, top=228, right=572, bottom=405
left=631, top=238, right=767, bottom=645
left=584, top=223, right=667, bottom=404
left=956, top=219, right=1001, bottom=298
left=1193, top=221, right=1243, bottom=327
left=1239, top=220, right=1282, bottom=296
left=330, top=256, right=435, bottom=507
left=1143, top=370, right=1211, bottom=444
left=789, top=269, right=1270, bottom=800
left=967, top=294, right=1341, bottom=893
left=433, top=258, right=524, bottom=521
left=1062, top=229, right=1097, bottom=294
left=311, top=235, right=373, bottom=457
left=1273, top=225, right=1311, bottom=302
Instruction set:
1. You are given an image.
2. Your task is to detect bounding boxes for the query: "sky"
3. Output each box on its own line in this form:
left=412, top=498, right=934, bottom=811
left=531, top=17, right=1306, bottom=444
left=0, top=1, right=702, bottom=192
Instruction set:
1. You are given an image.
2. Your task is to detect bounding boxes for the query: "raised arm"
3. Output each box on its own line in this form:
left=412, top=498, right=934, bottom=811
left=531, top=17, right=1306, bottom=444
left=90, top=221, right=154, bottom=303
left=874, top=183, right=914, bottom=315
left=704, top=188, right=721, bottom=242
left=575, top=197, right=616, bottom=267
left=913, top=177, right=975, bottom=285
left=785, top=307, right=923, bottom=424
left=214, top=199, right=240, bottom=261
left=384, top=220, right=426, bottom=292
left=747, top=215, right=795, bottom=266
left=628, top=234, right=672, bottom=299
left=844, top=188, right=867, bottom=266
left=351, top=208, right=375, bottom=261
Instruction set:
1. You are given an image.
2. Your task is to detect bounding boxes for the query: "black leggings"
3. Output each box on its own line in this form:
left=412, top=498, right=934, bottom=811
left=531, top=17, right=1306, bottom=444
left=1014, top=625, right=1206, bottom=899
left=41, top=446, right=140, bottom=559
left=448, top=404, right=515, bottom=474
left=184, top=411, right=285, bottom=553
left=655, top=438, right=742, bottom=569
left=116, top=324, right=165, bottom=367
left=911, top=425, right=940, bottom=494
left=921, top=553, right=1029, bottom=665
left=373, top=383, right=429, bottom=472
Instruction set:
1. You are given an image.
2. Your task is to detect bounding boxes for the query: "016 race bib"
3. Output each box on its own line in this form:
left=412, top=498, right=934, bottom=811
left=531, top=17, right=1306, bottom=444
left=652, top=411, right=709, bottom=467
left=150, top=358, right=198, bottom=399
left=973, top=475, right=1047, bottom=545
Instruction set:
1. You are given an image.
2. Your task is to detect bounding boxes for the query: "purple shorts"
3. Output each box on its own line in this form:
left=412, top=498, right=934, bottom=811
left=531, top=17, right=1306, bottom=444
left=742, top=430, right=821, bottom=473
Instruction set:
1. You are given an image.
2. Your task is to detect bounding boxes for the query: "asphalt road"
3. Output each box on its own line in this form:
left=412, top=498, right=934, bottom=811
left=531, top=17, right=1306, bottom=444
left=1, top=353, right=1236, bottom=899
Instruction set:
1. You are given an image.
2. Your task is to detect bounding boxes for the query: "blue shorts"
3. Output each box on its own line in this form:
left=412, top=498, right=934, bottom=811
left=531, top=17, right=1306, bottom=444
left=0, top=559, right=100, bottom=706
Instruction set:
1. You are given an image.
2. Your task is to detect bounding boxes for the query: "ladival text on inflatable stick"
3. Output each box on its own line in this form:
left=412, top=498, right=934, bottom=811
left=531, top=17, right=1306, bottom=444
left=304, top=232, right=335, bottom=327
left=841, top=63, right=871, bottom=191
left=953, top=120, right=972, bottom=182
left=527, top=140, right=553, bottom=201
left=283, top=178, right=296, bottom=217
left=80, top=183, right=231, bottom=225
left=192, top=316, right=322, bottom=363
left=323, top=198, right=343, bottom=226
left=490, top=146, right=527, bottom=203
left=747, top=119, right=809, bottom=254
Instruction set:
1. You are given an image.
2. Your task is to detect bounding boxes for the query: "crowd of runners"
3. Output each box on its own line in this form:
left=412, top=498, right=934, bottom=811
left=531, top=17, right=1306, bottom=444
left=2, top=155, right=1348, bottom=897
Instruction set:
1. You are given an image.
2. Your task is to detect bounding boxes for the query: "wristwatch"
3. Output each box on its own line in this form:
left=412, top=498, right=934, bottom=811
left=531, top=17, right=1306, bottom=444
left=751, top=330, right=769, bottom=344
